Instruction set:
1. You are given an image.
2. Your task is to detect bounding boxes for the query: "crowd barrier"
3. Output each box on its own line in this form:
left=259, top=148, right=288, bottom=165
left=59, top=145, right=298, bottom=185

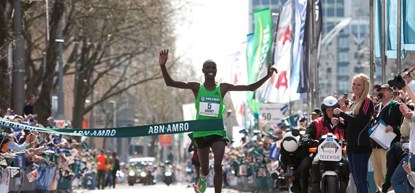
left=0, top=153, right=81, bottom=193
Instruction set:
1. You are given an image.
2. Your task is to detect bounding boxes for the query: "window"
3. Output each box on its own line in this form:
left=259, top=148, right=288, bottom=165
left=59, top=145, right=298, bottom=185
left=263, top=0, right=270, bottom=4
left=338, top=37, right=348, bottom=48
left=271, top=0, right=279, bottom=5
left=338, top=81, right=349, bottom=92
left=338, top=52, right=348, bottom=63
left=327, top=8, right=335, bottom=17
left=336, top=8, right=344, bottom=17
left=338, top=65, right=348, bottom=76
left=253, top=0, right=260, bottom=6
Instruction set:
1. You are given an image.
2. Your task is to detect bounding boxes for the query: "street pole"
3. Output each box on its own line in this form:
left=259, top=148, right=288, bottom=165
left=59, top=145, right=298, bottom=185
left=143, top=64, right=149, bottom=157
left=43, top=0, right=50, bottom=75
left=110, top=101, right=117, bottom=152
left=308, top=0, right=315, bottom=110
left=12, top=0, right=26, bottom=115
left=369, top=0, right=375, bottom=85
left=172, top=89, right=176, bottom=163
left=56, top=15, right=65, bottom=120
left=89, top=89, right=95, bottom=149
left=397, top=0, right=402, bottom=73
left=311, top=0, right=319, bottom=108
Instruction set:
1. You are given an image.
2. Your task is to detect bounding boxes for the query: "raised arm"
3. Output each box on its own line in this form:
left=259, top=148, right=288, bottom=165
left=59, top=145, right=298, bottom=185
left=221, top=68, right=277, bottom=94
left=159, top=49, right=199, bottom=92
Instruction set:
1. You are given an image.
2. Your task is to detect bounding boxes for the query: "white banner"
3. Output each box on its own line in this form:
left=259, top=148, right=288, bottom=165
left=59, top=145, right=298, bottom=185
left=260, top=0, right=295, bottom=103
left=229, top=42, right=248, bottom=127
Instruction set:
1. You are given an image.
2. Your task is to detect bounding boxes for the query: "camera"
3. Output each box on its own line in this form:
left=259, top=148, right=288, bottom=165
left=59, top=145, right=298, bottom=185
left=387, top=75, right=405, bottom=89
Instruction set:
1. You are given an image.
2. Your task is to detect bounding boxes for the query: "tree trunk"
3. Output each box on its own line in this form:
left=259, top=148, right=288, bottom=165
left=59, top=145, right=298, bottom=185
left=71, top=38, right=91, bottom=128
left=0, top=1, right=11, bottom=115
left=35, top=0, right=64, bottom=124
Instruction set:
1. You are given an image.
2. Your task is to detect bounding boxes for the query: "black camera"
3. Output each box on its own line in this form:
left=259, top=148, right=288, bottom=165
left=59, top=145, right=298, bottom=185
left=387, top=75, right=406, bottom=89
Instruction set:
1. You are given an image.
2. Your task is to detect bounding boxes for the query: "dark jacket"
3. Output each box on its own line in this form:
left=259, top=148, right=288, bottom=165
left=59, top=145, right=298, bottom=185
left=305, top=116, right=346, bottom=141
left=339, top=97, right=374, bottom=154
left=373, top=100, right=403, bottom=147
left=381, top=141, right=408, bottom=193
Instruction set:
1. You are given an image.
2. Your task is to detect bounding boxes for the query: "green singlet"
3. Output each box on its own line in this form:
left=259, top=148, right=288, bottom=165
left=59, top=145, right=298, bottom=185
left=193, top=83, right=226, bottom=138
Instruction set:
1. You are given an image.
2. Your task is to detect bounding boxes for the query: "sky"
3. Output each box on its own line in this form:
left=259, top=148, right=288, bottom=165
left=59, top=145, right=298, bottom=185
left=174, top=0, right=249, bottom=82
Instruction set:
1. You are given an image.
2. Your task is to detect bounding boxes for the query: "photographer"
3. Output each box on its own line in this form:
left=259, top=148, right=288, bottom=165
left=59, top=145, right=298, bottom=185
left=370, top=84, right=403, bottom=192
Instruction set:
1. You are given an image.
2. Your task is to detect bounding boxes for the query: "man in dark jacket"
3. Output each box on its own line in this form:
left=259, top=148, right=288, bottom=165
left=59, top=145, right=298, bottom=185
left=370, top=84, right=403, bottom=192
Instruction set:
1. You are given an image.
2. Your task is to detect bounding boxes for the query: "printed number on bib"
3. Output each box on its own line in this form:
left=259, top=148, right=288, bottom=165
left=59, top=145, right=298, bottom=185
left=199, top=97, right=220, bottom=117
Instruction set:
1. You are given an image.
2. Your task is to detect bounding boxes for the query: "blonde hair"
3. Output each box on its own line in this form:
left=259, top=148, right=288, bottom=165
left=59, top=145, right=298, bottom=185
left=352, top=73, right=371, bottom=116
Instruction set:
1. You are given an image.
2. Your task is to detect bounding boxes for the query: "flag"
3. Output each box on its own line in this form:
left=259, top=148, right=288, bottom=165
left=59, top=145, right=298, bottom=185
left=260, top=0, right=294, bottom=103
left=282, top=114, right=299, bottom=127
left=298, top=0, right=310, bottom=93
left=81, top=141, right=88, bottom=150
left=374, top=0, right=382, bottom=58
left=386, top=0, right=405, bottom=58
left=293, top=0, right=308, bottom=95
left=247, top=9, right=273, bottom=85
left=375, top=0, right=405, bottom=59
left=315, top=0, right=323, bottom=65
left=403, top=0, right=415, bottom=51
left=246, top=8, right=273, bottom=113
left=280, top=104, right=288, bottom=115
left=230, top=42, right=248, bottom=127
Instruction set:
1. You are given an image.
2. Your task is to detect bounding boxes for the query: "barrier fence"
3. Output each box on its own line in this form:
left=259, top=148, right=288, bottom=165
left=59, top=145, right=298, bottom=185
left=0, top=153, right=85, bottom=193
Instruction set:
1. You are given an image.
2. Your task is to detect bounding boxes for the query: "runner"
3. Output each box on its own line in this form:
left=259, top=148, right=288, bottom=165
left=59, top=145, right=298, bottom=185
left=158, top=49, right=277, bottom=193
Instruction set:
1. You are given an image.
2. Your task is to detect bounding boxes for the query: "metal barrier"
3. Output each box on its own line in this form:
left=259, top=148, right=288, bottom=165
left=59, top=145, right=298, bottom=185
left=227, top=163, right=275, bottom=193
left=4, top=156, right=81, bottom=193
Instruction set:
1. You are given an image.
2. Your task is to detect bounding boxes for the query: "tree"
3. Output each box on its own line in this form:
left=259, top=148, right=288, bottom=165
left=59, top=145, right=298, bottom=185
left=4, top=0, right=186, bottom=126
left=0, top=1, right=13, bottom=115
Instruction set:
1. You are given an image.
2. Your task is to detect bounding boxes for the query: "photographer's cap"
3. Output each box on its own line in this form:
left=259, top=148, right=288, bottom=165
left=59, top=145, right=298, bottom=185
left=377, top=84, right=393, bottom=91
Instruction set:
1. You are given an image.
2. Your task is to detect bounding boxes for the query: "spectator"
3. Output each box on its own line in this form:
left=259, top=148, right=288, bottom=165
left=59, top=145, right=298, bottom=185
left=403, top=162, right=415, bottom=190
left=96, top=150, right=107, bottom=189
left=111, top=152, right=120, bottom=188
left=390, top=78, right=415, bottom=193
left=402, top=68, right=415, bottom=92
left=370, top=84, right=403, bottom=192
left=311, top=108, right=322, bottom=120
left=334, top=73, right=374, bottom=193
left=0, top=130, right=30, bottom=152
left=23, top=95, right=36, bottom=116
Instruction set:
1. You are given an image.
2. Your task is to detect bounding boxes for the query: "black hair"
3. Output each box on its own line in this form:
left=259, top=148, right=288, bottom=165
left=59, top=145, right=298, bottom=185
left=203, top=60, right=216, bottom=68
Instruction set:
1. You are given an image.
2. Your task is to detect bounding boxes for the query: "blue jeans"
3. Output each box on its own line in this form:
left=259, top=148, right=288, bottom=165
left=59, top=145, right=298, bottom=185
left=348, top=152, right=371, bottom=193
left=391, top=153, right=415, bottom=193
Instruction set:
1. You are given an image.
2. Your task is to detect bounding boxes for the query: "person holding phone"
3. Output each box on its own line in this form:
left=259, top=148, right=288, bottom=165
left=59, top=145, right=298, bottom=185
left=390, top=78, right=415, bottom=193
left=333, top=73, right=374, bottom=193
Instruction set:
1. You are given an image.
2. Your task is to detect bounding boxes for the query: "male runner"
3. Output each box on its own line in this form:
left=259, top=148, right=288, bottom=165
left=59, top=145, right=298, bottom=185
left=159, top=49, right=277, bottom=193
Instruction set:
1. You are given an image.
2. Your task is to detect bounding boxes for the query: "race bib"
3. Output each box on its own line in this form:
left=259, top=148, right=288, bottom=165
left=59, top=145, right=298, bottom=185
left=199, top=96, right=220, bottom=117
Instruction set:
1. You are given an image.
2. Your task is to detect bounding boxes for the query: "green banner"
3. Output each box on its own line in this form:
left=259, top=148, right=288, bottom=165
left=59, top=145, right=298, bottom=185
left=0, top=119, right=224, bottom=138
left=246, top=8, right=273, bottom=114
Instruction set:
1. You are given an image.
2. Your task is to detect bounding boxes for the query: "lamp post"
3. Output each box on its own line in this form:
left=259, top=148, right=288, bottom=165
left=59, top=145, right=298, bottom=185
left=109, top=101, right=117, bottom=152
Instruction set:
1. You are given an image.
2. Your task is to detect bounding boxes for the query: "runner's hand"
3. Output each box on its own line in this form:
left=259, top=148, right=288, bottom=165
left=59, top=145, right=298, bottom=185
left=267, top=67, right=278, bottom=77
left=159, top=49, right=169, bottom=66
